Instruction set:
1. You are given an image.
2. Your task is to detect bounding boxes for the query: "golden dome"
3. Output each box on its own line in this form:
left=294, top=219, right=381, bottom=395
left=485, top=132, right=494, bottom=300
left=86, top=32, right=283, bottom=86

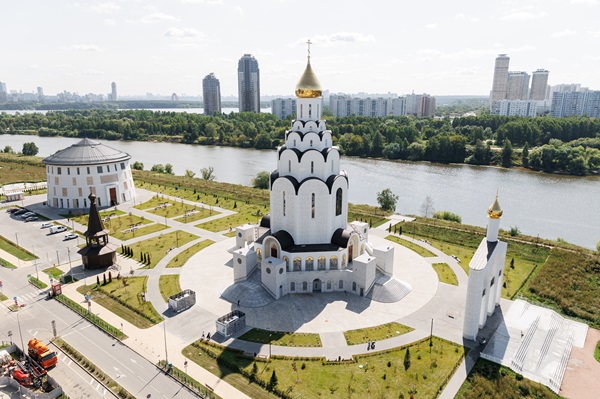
left=295, top=59, right=322, bottom=98
left=488, top=196, right=503, bottom=219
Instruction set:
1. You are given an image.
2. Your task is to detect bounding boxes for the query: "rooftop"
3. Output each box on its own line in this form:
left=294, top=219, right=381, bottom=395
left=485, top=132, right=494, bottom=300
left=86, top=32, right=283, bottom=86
left=43, top=138, right=131, bottom=166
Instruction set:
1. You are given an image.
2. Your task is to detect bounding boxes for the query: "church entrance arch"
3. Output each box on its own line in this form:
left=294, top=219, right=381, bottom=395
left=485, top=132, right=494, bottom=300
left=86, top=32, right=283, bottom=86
left=312, top=279, right=322, bottom=292
left=348, top=234, right=359, bottom=263
left=263, top=238, right=280, bottom=259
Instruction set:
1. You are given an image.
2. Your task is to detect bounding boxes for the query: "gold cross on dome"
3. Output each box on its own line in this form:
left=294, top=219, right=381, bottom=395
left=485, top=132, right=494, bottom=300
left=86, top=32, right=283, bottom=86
left=307, top=39, right=312, bottom=58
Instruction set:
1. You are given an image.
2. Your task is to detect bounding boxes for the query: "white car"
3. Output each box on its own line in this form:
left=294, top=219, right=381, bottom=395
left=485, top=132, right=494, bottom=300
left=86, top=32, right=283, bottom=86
left=41, top=222, right=53, bottom=229
left=63, top=233, right=78, bottom=241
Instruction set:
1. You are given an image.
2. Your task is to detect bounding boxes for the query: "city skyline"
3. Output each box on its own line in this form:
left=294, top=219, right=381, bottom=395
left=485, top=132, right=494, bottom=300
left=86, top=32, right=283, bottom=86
left=2, top=0, right=600, bottom=97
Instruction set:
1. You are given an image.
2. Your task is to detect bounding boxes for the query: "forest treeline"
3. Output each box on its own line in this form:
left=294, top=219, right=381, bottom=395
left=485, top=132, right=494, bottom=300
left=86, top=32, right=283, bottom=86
left=1, top=109, right=599, bottom=175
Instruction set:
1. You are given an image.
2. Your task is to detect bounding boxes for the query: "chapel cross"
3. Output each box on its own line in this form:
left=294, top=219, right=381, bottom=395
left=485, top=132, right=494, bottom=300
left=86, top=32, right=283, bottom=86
left=307, top=39, right=312, bottom=59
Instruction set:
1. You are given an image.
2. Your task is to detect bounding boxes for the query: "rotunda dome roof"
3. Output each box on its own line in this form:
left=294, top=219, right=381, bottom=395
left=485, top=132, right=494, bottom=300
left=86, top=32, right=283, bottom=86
left=43, top=138, right=131, bottom=166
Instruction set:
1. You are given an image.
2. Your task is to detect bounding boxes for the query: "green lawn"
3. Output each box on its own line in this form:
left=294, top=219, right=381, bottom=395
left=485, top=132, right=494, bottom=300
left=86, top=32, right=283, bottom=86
left=166, top=239, right=215, bottom=268
left=195, top=204, right=265, bottom=233
left=159, top=275, right=182, bottom=302
left=0, top=292, right=7, bottom=301
left=77, top=277, right=163, bottom=328
left=42, top=267, right=64, bottom=279
left=344, top=322, right=414, bottom=345
left=173, top=207, right=216, bottom=223
left=67, top=209, right=126, bottom=225
left=0, top=257, right=17, bottom=269
left=385, top=235, right=436, bottom=257
left=112, top=222, right=168, bottom=241
left=125, top=230, right=199, bottom=269
left=238, top=328, right=322, bottom=347
left=0, top=235, right=37, bottom=260
left=595, top=340, right=600, bottom=363
left=456, top=358, right=563, bottom=399
left=184, top=337, right=465, bottom=399
left=0, top=154, right=47, bottom=185
left=432, top=263, right=458, bottom=286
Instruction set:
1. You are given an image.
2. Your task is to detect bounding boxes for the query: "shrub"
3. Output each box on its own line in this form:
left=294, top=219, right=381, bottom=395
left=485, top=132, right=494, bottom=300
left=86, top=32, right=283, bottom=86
left=433, top=210, right=461, bottom=223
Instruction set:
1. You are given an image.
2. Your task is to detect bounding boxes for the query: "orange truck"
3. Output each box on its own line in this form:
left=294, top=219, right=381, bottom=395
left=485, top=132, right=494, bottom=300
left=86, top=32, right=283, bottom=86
left=27, top=338, right=58, bottom=369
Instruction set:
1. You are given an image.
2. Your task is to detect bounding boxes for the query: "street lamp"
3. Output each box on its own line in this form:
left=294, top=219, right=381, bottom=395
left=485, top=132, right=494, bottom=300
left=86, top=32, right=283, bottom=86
left=163, top=320, right=169, bottom=366
left=15, top=232, right=19, bottom=247
left=67, top=247, right=73, bottom=277
left=56, top=250, right=60, bottom=266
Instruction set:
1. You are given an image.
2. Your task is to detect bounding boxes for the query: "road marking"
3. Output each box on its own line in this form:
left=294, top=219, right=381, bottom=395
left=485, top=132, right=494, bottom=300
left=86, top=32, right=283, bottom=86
left=90, top=377, right=94, bottom=385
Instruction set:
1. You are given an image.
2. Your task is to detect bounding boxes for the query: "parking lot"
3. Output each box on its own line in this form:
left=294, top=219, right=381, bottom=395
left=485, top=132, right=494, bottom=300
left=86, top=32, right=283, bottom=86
left=1, top=201, right=82, bottom=275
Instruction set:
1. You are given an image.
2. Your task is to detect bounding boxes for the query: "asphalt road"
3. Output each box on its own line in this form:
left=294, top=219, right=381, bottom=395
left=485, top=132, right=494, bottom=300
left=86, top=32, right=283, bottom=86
left=1, top=265, right=202, bottom=399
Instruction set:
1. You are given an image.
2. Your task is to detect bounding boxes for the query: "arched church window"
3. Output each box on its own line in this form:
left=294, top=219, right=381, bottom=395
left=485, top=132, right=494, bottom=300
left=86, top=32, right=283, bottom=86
left=283, top=256, right=290, bottom=271
left=309, top=104, right=312, bottom=118
left=327, top=281, right=331, bottom=290
left=330, top=256, right=338, bottom=270
left=257, top=248, right=262, bottom=262
left=336, top=188, right=343, bottom=216
left=342, top=254, right=347, bottom=269
left=290, top=282, right=295, bottom=291
left=339, top=280, right=344, bottom=289
left=300, top=104, right=303, bottom=118
left=311, top=193, right=315, bottom=218
left=352, top=282, right=357, bottom=292
left=289, top=160, right=291, bottom=173
left=283, top=192, right=286, bottom=216
left=310, top=140, right=313, bottom=147
left=293, top=257, right=301, bottom=271
left=302, top=281, right=308, bottom=291
left=317, top=104, right=320, bottom=116
left=318, top=256, right=326, bottom=270
left=294, top=139, right=297, bottom=146
left=311, top=161, right=314, bottom=174
left=305, top=257, right=314, bottom=271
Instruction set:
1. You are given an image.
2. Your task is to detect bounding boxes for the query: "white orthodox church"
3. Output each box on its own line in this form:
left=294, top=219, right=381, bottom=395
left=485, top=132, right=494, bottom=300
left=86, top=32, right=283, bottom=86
left=463, top=196, right=507, bottom=341
left=227, top=49, right=399, bottom=302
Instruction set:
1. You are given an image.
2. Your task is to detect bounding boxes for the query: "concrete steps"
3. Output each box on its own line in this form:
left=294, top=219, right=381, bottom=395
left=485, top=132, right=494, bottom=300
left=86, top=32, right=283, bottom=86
left=367, top=274, right=412, bottom=303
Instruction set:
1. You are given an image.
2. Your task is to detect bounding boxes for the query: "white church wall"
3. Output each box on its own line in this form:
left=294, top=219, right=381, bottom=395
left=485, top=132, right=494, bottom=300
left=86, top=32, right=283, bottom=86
left=232, top=247, right=256, bottom=282
left=374, top=245, right=395, bottom=275
left=261, top=257, right=286, bottom=299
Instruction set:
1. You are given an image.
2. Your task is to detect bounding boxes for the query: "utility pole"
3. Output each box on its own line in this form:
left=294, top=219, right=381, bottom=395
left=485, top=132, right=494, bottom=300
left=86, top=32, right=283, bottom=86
left=56, top=250, right=60, bottom=266
left=67, top=247, right=73, bottom=277
left=163, top=320, right=169, bottom=366
left=429, top=318, right=434, bottom=353
left=17, top=313, right=25, bottom=359
left=15, top=232, right=19, bottom=247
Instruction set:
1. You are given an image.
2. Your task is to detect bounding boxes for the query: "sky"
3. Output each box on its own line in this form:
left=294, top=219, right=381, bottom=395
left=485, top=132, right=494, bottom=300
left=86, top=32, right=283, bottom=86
left=2, top=0, right=600, bottom=98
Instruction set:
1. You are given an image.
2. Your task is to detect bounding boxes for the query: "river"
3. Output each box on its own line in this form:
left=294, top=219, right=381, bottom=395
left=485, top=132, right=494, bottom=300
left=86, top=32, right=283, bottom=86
left=1, top=134, right=598, bottom=249
left=0, top=107, right=271, bottom=115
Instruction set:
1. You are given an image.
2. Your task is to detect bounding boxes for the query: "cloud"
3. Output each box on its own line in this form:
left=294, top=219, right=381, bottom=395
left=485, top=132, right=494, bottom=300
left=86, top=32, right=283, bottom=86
left=140, top=12, right=178, bottom=23
left=425, top=23, right=437, bottom=29
left=181, top=0, right=223, bottom=3
left=500, top=9, right=548, bottom=21
left=104, top=18, right=116, bottom=26
left=592, top=30, right=600, bottom=38
left=83, top=69, right=105, bottom=76
left=570, top=0, right=598, bottom=4
left=164, top=27, right=205, bottom=39
left=298, top=32, right=375, bottom=47
left=550, top=29, right=576, bottom=38
left=90, top=2, right=121, bottom=14
left=69, top=44, right=102, bottom=52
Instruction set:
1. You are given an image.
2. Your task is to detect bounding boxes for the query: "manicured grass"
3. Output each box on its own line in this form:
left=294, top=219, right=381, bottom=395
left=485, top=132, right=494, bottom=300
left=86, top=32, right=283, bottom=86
left=143, top=199, right=200, bottom=219
left=29, top=276, right=48, bottom=289
left=112, top=222, right=168, bottom=241
left=0, top=154, right=47, bottom=185
left=432, top=263, right=458, bottom=286
left=456, top=358, right=562, bottom=399
left=223, top=231, right=237, bottom=237
left=0, top=257, right=17, bottom=269
left=77, top=277, right=163, bottom=328
left=159, top=275, right=181, bottom=302
left=385, top=235, right=436, bottom=257
left=184, top=336, right=465, bottom=399
left=166, top=239, right=215, bottom=268
left=173, top=207, right=215, bottom=223
left=595, top=340, right=600, bottom=363
left=195, top=205, right=265, bottom=233
left=239, top=328, right=322, bottom=347
left=125, top=230, right=199, bottom=269
left=67, top=208, right=126, bottom=225
left=42, top=267, right=64, bottom=278
left=344, top=322, right=414, bottom=345
left=347, top=203, right=390, bottom=228
left=0, top=235, right=37, bottom=260
left=0, top=292, right=7, bottom=301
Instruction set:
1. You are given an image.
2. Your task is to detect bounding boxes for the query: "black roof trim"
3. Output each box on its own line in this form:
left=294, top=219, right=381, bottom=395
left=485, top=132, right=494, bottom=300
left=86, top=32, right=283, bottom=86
left=331, top=228, right=352, bottom=248
left=277, top=147, right=339, bottom=163
left=272, top=230, right=295, bottom=251
left=272, top=173, right=348, bottom=194
left=260, top=214, right=271, bottom=228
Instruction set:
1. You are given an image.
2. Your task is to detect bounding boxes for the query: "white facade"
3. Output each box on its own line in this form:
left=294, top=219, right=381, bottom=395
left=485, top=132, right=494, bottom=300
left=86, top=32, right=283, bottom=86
left=271, top=98, right=296, bottom=119
left=463, top=197, right=507, bottom=341
left=497, top=100, right=538, bottom=117
left=44, top=139, right=136, bottom=209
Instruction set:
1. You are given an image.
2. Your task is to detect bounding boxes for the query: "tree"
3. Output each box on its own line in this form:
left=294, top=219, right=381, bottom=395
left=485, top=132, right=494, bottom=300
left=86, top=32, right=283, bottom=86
left=151, top=164, right=165, bottom=173
left=403, top=348, right=411, bottom=370
left=22, top=142, right=39, bottom=156
left=164, top=163, right=174, bottom=175
left=521, top=143, right=529, bottom=168
left=268, top=370, right=278, bottom=391
left=376, top=188, right=398, bottom=212
left=252, top=171, right=270, bottom=189
left=596, top=241, right=599, bottom=252
left=3, top=145, right=14, bottom=154
left=185, top=169, right=196, bottom=178
left=501, top=139, right=513, bottom=168
left=420, top=196, right=434, bottom=218
left=509, top=226, right=521, bottom=236
left=132, top=161, right=144, bottom=170
left=201, top=166, right=215, bottom=181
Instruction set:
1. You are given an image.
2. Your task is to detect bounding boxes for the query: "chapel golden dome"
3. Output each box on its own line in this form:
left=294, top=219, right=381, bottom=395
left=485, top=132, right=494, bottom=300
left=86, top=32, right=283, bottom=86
left=488, top=196, right=503, bottom=219
left=295, top=59, right=322, bottom=98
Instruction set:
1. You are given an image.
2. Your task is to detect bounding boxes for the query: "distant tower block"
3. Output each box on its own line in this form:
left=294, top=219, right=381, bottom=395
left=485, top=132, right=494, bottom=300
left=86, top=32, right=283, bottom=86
left=463, top=195, right=508, bottom=341
left=111, top=82, right=117, bottom=101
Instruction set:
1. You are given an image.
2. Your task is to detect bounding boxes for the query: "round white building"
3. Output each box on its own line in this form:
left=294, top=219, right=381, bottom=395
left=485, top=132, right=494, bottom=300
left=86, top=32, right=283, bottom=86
left=43, top=138, right=136, bottom=209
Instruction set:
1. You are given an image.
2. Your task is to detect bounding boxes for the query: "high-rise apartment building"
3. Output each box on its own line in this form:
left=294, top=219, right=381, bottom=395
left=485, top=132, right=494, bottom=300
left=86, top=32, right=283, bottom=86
left=490, top=54, right=510, bottom=102
left=530, top=69, right=549, bottom=101
left=238, top=54, right=260, bottom=113
left=0, top=82, right=7, bottom=102
left=202, top=73, right=221, bottom=116
left=551, top=91, right=600, bottom=118
left=271, top=98, right=296, bottom=119
left=506, top=72, right=530, bottom=100
left=111, top=82, right=117, bottom=101
left=417, top=95, right=436, bottom=118
left=498, top=100, right=538, bottom=117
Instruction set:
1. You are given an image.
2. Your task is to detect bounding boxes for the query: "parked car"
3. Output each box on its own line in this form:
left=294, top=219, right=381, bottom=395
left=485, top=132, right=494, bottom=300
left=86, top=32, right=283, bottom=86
left=6, top=208, right=19, bottom=213
left=40, top=222, right=53, bottom=229
left=13, top=209, right=29, bottom=216
left=25, top=216, right=39, bottom=222
left=19, top=212, right=36, bottom=219
left=49, top=226, right=67, bottom=234
left=63, top=233, right=78, bottom=241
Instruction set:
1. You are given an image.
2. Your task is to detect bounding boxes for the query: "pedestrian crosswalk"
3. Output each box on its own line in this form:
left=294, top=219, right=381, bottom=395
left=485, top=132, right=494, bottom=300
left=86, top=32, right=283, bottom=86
left=14, top=289, right=45, bottom=303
